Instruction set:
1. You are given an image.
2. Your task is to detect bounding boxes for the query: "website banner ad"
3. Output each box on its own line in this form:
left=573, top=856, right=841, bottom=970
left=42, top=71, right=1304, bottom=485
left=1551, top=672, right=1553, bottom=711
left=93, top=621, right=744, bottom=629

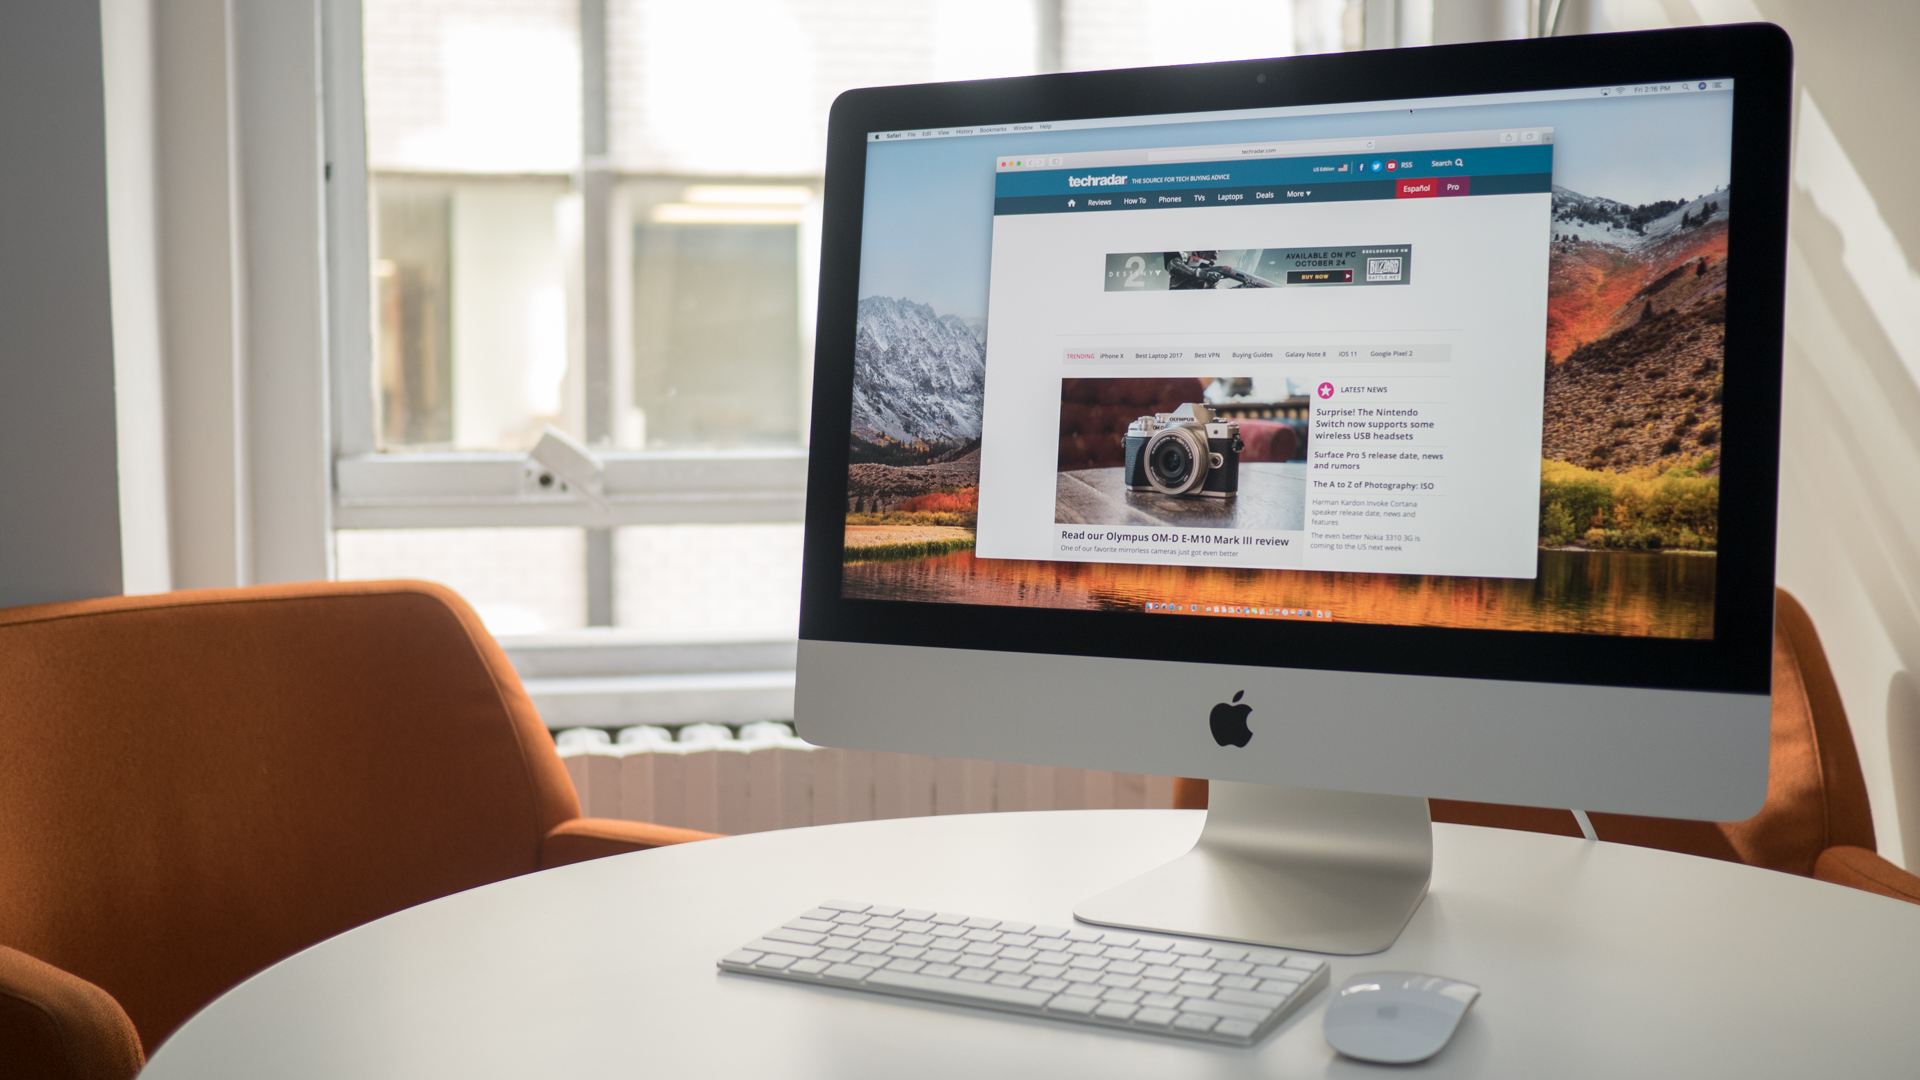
left=973, top=136, right=1548, bottom=582
left=1104, top=247, right=1412, bottom=292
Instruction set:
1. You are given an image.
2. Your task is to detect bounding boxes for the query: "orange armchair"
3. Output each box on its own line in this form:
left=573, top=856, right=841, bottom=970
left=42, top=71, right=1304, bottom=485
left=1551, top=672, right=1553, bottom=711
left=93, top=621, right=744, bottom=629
left=0, top=581, right=717, bottom=1079
left=1177, top=589, right=1920, bottom=905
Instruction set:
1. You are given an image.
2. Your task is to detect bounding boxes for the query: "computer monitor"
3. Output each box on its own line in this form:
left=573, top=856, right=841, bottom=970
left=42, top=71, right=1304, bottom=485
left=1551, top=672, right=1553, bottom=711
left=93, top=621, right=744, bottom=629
left=795, top=24, right=1791, bottom=954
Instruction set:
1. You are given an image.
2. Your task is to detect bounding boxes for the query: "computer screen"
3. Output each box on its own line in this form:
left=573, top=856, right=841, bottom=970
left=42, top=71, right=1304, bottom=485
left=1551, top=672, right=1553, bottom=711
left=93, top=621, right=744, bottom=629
left=847, top=84, right=1729, bottom=639
left=797, top=27, right=1789, bottom=844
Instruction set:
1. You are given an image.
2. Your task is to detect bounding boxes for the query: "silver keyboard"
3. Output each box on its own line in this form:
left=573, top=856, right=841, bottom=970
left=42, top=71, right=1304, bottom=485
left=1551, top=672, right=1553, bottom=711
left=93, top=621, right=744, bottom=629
left=719, top=899, right=1330, bottom=1045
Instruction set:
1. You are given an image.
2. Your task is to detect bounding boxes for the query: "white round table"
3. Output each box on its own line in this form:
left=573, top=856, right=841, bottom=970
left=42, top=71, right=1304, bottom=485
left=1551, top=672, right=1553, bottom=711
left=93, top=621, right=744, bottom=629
left=142, top=811, right=1920, bottom=1078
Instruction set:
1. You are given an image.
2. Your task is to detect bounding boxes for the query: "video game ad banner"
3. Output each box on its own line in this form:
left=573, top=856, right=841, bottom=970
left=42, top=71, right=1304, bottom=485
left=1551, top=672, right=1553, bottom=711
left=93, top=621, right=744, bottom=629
left=1104, top=247, right=1413, bottom=291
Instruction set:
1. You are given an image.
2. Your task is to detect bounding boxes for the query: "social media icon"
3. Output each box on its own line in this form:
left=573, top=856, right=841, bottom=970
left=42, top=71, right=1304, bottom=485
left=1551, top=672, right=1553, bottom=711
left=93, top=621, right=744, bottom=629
left=1370, top=160, right=1382, bottom=172
left=1385, top=160, right=1397, bottom=171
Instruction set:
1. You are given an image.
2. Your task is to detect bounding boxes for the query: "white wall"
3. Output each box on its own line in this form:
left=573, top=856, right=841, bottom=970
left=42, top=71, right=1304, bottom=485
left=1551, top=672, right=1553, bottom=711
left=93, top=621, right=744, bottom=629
left=0, top=2, right=124, bottom=608
left=452, top=182, right=572, bottom=449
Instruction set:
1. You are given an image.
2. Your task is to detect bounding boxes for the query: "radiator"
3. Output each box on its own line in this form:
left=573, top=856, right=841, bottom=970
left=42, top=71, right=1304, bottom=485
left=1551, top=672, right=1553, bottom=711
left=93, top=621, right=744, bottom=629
left=555, top=724, right=1179, bottom=834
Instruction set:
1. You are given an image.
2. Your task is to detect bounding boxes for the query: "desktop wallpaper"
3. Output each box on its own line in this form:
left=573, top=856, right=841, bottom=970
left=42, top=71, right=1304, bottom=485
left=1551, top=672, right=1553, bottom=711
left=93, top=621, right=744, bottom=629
left=840, top=87, right=1732, bottom=639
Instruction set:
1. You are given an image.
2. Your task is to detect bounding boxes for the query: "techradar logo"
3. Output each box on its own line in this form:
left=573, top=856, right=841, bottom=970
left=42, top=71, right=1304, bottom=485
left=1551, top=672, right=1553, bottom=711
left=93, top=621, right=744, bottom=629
left=1210, top=691, right=1253, bottom=747
left=1067, top=173, right=1128, bottom=188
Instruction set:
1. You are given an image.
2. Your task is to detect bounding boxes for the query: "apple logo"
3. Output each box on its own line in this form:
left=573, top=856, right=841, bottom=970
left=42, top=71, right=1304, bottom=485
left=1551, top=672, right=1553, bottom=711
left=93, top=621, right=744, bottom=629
left=1210, top=690, right=1253, bottom=747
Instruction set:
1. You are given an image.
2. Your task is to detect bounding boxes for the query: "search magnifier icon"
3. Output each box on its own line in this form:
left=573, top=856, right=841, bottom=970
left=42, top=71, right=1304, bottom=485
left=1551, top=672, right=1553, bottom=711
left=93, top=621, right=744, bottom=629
left=1454, top=158, right=1464, bottom=167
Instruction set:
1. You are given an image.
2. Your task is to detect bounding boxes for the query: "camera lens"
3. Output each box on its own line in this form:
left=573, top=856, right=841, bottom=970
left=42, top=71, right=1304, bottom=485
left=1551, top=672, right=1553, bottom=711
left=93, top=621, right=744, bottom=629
left=1152, top=441, right=1192, bottom=485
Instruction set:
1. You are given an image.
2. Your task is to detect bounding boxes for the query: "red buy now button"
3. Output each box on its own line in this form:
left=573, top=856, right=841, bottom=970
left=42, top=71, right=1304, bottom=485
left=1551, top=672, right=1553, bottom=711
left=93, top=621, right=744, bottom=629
left=1395, top=178, right=1438, bottom=198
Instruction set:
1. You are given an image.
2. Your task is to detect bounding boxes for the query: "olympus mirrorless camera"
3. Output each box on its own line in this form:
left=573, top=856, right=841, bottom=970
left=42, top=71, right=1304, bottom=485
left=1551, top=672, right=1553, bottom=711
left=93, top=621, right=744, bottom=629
left=1123, top=403, right=1242, bottom=498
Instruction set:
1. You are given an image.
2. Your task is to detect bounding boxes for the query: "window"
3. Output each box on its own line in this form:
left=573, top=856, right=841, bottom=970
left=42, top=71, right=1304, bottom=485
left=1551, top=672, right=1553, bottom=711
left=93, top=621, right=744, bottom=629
left=329, top=0, right=1367, bottom=721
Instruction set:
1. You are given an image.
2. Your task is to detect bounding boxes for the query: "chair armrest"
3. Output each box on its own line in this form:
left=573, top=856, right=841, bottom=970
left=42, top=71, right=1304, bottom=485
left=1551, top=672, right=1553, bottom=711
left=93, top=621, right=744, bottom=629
left=540, top=817, right=724, bottom=870
left=1812, top=845, right=1920, bottom=905
left=0, top=944, right=143, bottom=1080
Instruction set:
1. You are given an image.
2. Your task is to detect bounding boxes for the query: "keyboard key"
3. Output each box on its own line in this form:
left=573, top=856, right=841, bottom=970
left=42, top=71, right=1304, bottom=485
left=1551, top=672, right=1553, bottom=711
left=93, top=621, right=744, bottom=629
left=1218, top=975, right=1259, bottom=991
left=785, top=918, right=838, bottom=934
left=868, top=905, right=903, bottom=917
left=1106, top=960, right=1146, bottom=976
left=789, top=959, right=829, bottom=975
left=1144, top=965, right=1181, bottom=980
left=1258, top=980, right=1302, bottom=996
left=1101, top=987, right=1144, bottom=1004
left=1176, top=955, right=1214, bottom=970
left=1094, top=1002, right=1139, bottom=1021
left=865, top=929, right=902, bottom=943
left=930, top=926, right=967, bottom=939
left=1133, top=1007, right=1178, bottom=1028
left=1139, top=951, right=1177, bottom=965
left=930, top=913, right=967, bottom=925
left=884, top=959, right=925, bottom=974
left=1036, top=951, right=1073, bottom=966
left=1178, top=971, right=1220, bottom=986
left=999, top=922, right=1034, bottom=934
left=900, top=921, right=934, bottom=934
left=1065, top=929, right=1104, bottom=943
left=1047, top=995, right=1099, bottom=1016
left=963, top=928, right=1000, bottom=943
left=1098, top=973, right=1139, bottom=989
left=821, top=900, right=869, bottom=913
left=1061, top=969, right=1100, bottom=984
left=1242, top=948, right=1288, bottom=965
left=1142, top=993, right=1182, bottom=1009
left=1000, top=934, right=1036, bottom=948
left=990, top=959, right=1030, bottom=974
left=853, top=941, right=890, bottom=954
left=1215, top=988, right=1285, bottom=1009
left=1062, top=981, right=1104, bottom=998
left=754, top=954, right=795, bottom=970
left=1179, top=998, right=1268, bottom=1023
left=964, top=917, right=1000, bottom=930
left=866, top=969, right=1052, bottom=1009
left=900, top=909, right=934, bottom=921
left=1173, top=984, right=1215, bottom=999
left=801, top=908, right=838, bottom=921
left=1207, top=946, right=1250, bottom=962
left=899, top=933, right=935, bottom=947
left=887, top=945, right=926, bottom=960
left=819, top=949, right=854, bottom=963
left=1028, top=978, right=1067, bottom=994
left=1172, top=1013, right=1218, bottom=1033
left=747, top=938, right=823, bottom=959
left=1028, top=964, right=1067, bottom=978
left=962, top=942, right=1001, bottom=957
left=845, top=953, right=885, bottom=968
left=1283, top=957, right=1321, bottom=971
left=1100, top=933, right=1140, bottom=947
left=833, top=913, right=868, bottom=925
left=824, top=963, right=870, bottom=981
left=921, top=964, right=960, bottom=978
left=1214, top=960, right=1253, bottom=976
left=764, top=928, right=825, bottom=946
left=1030, top=925, right=1070, bottom=939
left=1000, top=946, right=1038, bottom=961
left=1213, top=1019, right=1260, bottom=1040
left=955, top=955, right=992, bottom=969
left=925, top=949, right=962, bottom=964
left=1067, top=942, right=1105, bottom=956
left=1171, top=942, right=1211, bottom=956
left=956, top=968, right=995, bottom=983
left=1139, top=978, right=1178, bottom=994
left=990, top=973, right=1033, bottom=988
left=823, top=936, right=861, bottom=950
left=1251, top=965, right=1302, bottom=981
left=1104, top=947, right=1142, bottom=962
left=1067, top=955, right=1106, bottom=971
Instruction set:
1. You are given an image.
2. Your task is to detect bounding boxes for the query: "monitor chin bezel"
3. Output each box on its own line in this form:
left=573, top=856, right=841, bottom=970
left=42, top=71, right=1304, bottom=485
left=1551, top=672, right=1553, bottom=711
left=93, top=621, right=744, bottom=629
left=801, top=24, right=1792, bottom=697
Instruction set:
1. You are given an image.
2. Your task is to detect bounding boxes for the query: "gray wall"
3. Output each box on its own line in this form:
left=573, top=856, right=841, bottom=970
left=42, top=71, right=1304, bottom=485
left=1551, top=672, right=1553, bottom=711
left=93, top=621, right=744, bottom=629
left=0, top=2, right=123, bottom=607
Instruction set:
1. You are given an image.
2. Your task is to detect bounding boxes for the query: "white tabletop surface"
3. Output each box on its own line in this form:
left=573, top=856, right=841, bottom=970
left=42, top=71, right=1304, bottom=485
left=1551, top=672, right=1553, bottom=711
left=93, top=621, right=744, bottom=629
left=142, top=811, right=1920, bottom=1079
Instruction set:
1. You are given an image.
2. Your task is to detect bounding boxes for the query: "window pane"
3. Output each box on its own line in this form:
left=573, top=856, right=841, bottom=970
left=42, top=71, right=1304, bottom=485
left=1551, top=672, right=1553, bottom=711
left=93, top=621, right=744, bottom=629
left=616, top=525, right=803, bottom=635
left=375, top=182, right=453, bottom=445
left=336, top=528, right=587, bottom=635
left=631, top=205, right=802, bottom=449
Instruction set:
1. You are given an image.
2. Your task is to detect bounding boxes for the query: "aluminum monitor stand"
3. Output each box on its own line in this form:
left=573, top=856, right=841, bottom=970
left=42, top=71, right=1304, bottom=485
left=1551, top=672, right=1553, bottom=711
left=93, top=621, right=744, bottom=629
left=1075, top=782, right=1432, bottom=955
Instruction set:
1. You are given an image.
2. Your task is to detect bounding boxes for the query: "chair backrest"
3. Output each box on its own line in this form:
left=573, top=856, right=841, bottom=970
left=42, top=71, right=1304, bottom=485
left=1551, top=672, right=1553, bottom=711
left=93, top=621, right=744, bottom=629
left=0, top=581, right=580, bottom=1052
left=1179, top=589, right=1880, bottom=875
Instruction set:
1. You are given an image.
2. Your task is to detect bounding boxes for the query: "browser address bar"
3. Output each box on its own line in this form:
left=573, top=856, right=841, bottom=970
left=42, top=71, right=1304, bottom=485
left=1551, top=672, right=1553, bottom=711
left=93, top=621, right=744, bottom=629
left=1146, top=139, right=1377, bottom=162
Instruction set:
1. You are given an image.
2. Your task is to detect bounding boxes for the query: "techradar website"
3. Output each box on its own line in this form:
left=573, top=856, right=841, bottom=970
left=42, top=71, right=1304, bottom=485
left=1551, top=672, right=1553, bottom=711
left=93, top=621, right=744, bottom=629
left=843, top=81, right=1732, bottom=639
left=974, top=131, right=1551, bottom=580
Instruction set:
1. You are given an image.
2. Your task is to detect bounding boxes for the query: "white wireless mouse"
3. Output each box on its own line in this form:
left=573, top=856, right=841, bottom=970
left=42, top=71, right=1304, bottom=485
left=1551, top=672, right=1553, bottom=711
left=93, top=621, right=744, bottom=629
left=1322, top=971, right=1480, bottom=1064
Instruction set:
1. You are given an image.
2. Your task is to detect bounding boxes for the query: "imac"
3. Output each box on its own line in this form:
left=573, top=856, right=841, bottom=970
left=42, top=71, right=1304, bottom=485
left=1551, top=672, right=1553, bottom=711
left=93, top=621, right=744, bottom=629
left=795, top=24, right=1791, bottom=954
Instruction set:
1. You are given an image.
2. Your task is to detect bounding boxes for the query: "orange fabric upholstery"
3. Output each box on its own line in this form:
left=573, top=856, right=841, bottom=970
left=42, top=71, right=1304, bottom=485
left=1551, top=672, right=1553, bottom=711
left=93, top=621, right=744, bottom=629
left=0, top=945, right=143, bottom=1080
left=542, top=818, right=723, bottom=870
left=0, top=581, right=712, bottom=1068
left=1178, top=588, right=1920, bottom=904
